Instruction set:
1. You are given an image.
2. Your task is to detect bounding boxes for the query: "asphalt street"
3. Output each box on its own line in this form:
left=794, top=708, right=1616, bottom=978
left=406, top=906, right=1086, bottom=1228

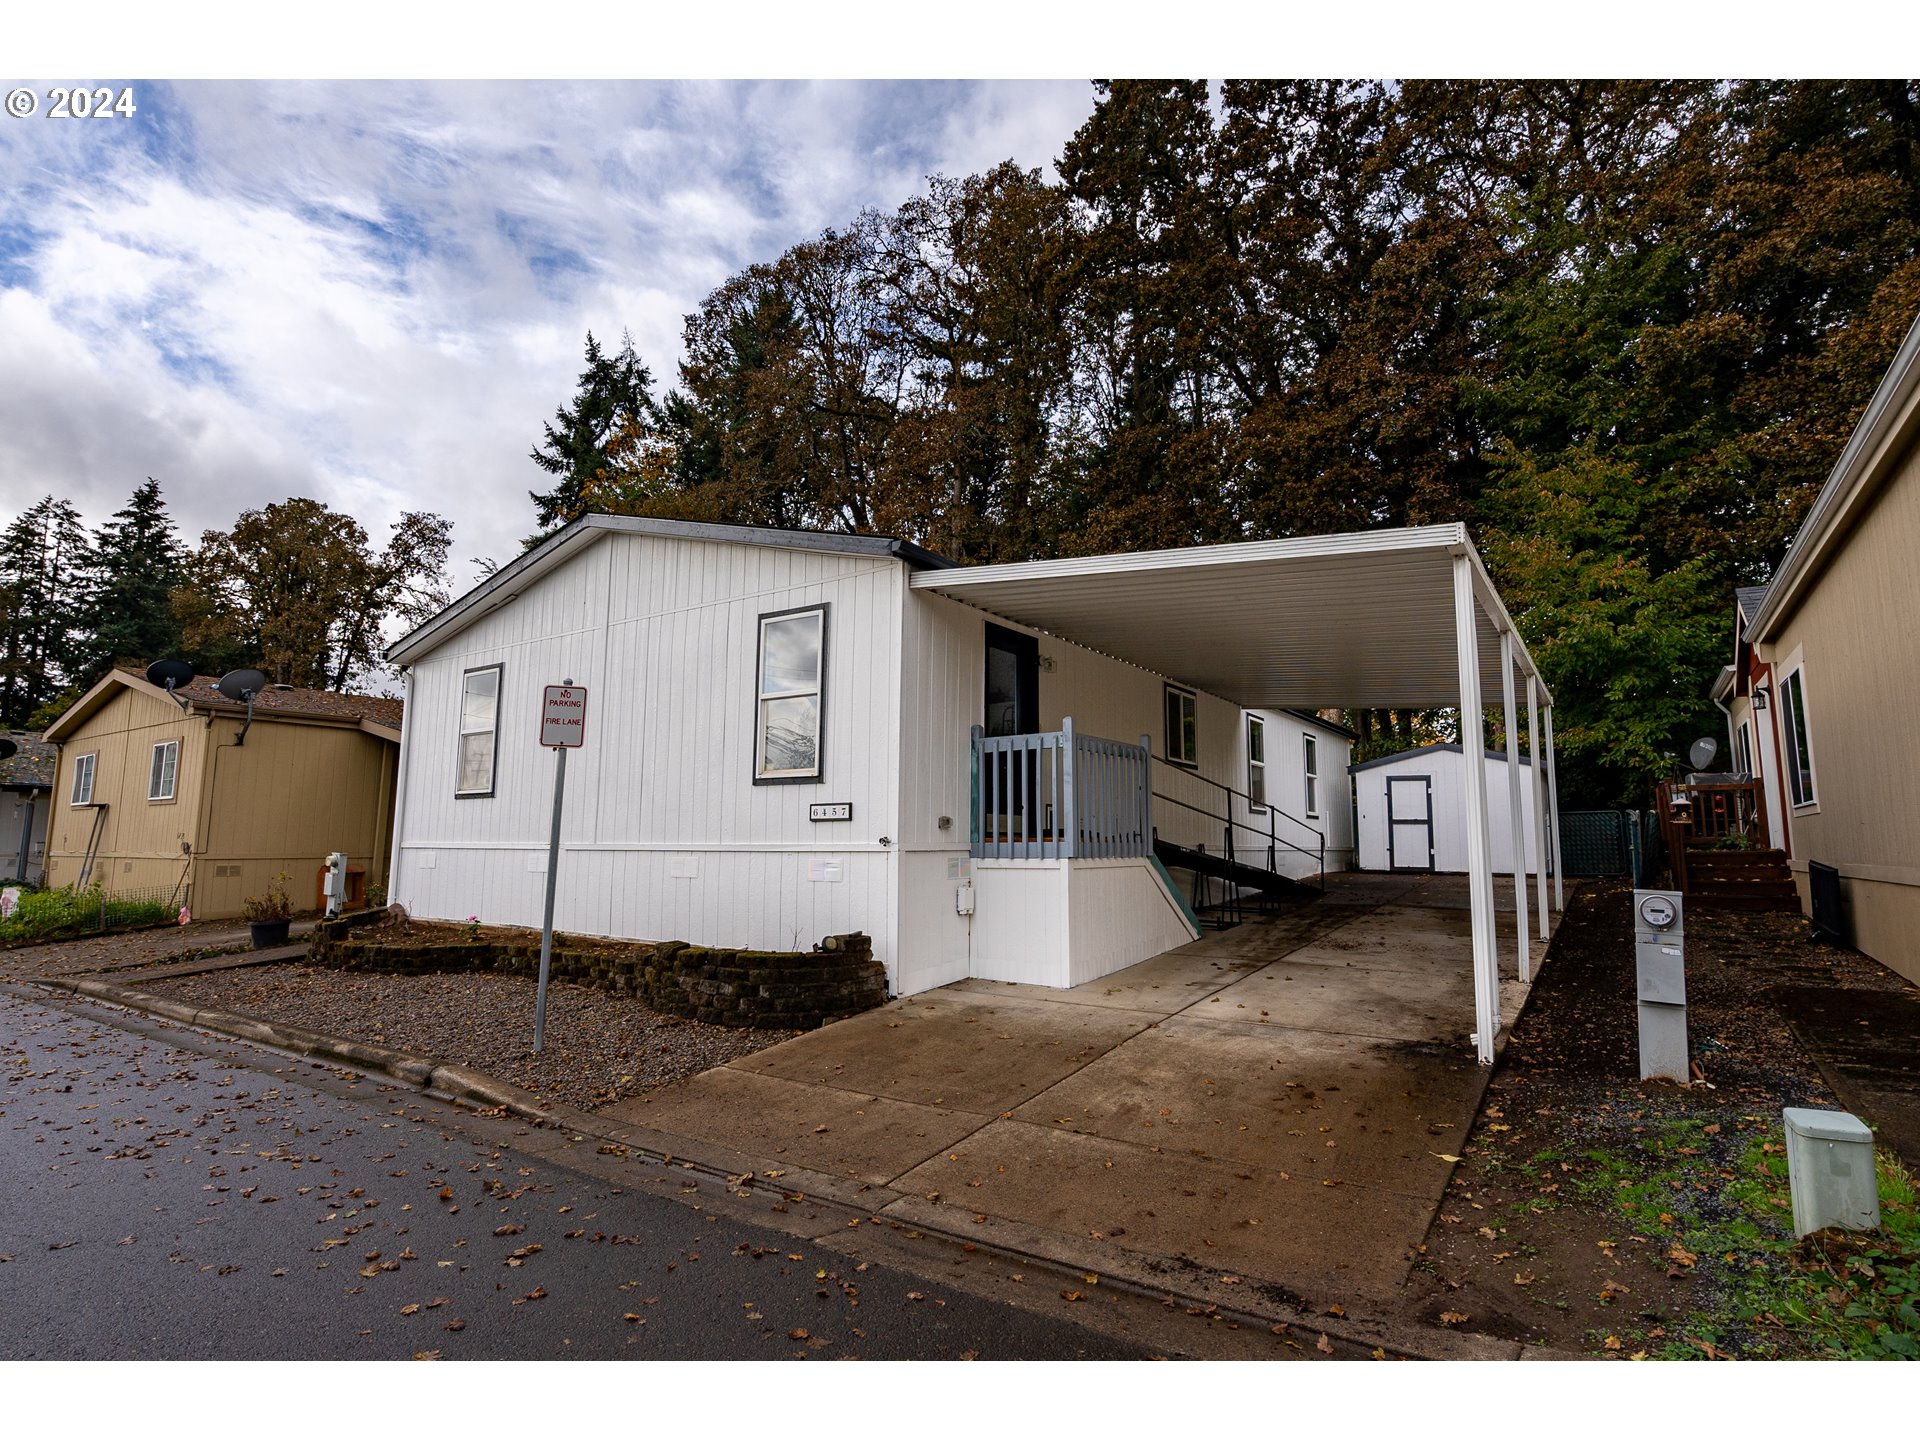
left=0, top=986, right=1161, bottom=1360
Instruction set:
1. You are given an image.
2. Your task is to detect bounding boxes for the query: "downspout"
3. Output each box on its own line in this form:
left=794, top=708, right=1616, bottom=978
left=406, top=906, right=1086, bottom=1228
left=14, top=791, right=34, bottom=881
left=388, top=668, right=415, bottom=909
left=371, top=733, right=395, bottom=898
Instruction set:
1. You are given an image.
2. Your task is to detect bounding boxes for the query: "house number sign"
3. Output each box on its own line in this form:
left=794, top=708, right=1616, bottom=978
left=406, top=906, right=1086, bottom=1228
left=809, top=802, right=853, bottom=822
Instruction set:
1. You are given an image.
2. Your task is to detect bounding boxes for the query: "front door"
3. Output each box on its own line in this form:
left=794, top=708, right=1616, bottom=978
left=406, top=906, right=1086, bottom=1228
left=1386, top=775, right=1435, bottom=872
left=984, top=624, right=1041, bottom=836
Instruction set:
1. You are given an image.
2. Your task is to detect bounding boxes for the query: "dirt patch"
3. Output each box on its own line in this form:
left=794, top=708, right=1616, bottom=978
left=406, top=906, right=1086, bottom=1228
left=1399, top=878, right=1920, bottom=1358
left=139, top=963, right=802, bottom=1113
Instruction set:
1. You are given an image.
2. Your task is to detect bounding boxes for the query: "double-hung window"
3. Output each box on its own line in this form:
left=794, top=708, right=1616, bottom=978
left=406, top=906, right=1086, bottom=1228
left=1165, top=686, right=1198, bottom=767
left=457, top=664, right=502, bottom=797
left=1781, top=666, right=1817, bottom=807
left=148, top=740, right=179, bottom=801
left=69, top=753, right=97, bottom=806
left=1303, top=734, right=1320, bottom=818
left=756, top=606, right=826, bottom=782
left=1246, top=716, right=1267, bottom=809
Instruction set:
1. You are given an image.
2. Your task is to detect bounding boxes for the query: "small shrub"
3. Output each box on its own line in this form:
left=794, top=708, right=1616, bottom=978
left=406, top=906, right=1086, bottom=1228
left=0, top=884, right=170, bottom=945
left=242, top=871, right=293, bottom=923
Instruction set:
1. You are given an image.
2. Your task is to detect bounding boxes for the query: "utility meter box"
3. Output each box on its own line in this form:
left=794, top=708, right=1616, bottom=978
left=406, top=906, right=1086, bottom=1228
left=323, top=851, right=349, bottom=918
left=1633, top=889, right=1688, bottom=1082
left=1783, top=1107, right=1880, bottom=1238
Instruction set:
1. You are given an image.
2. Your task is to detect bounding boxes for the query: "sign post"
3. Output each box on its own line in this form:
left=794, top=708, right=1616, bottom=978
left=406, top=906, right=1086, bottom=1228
left=534, top=680, right=587, bottom=1053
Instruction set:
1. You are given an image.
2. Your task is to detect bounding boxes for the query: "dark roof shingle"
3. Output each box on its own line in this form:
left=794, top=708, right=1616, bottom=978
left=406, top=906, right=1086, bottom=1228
left=131, top=671, right=403, bottom=730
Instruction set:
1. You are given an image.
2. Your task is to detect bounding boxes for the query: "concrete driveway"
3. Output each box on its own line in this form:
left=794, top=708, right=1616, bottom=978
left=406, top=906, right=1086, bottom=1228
left=604, top=873, right=1560, bottom=1309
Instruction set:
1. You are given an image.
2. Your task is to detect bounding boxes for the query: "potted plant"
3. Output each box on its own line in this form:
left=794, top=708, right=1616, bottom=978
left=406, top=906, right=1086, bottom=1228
left=243, top=871, right=293, bottom=948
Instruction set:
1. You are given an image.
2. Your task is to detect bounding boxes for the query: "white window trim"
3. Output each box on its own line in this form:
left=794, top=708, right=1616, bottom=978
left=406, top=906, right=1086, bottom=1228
left=1246, top=715, right=1267, bottom=811
left=69, top=752, right=97, bottom=806
left=754, top=604, right=828, bottom=783
left=148, top=739, right=180, bottom=802
left=1780, top=664, right=1819, bottom=810
left=1303, top=733, right=1321, bottom=818
left=1165, top=685, right=1198, bottom=768
left=456, top=663, right=503, bottom=798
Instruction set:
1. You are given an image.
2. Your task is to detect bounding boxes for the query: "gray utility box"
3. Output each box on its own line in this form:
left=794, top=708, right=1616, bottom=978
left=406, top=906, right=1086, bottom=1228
left=1783, top=1107, right=1880, bottom=1238
left=1633, top=889, right=1688, bottom=1081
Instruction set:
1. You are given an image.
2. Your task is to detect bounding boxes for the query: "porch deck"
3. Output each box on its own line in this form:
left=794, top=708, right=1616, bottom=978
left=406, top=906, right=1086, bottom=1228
left=603, top=873, right=1562, bottom=1309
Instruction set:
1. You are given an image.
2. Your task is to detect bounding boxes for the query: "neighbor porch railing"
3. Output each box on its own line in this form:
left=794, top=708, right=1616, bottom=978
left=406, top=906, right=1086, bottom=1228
left=1655, top=777, right=1769, bottom=893
left=970, top=718, right=1150, bottom=860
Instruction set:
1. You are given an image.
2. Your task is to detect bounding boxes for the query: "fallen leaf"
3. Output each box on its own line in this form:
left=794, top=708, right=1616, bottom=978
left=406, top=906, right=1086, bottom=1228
left=1439, top=1311, right=1468, bottom=1327
left=1316, top=1334, right=1334, bottom=1355
left=413, top=1350, right=443, bottom=1361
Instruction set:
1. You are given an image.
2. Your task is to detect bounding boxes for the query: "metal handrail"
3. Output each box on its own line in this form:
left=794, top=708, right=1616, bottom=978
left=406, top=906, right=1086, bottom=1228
left=1150, top=754, right=1325, bottom=874
left=1148, top=787, right=1326, bottom=894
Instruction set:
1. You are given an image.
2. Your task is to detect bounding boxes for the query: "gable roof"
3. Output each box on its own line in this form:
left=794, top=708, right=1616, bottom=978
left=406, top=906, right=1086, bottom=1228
left=44, top=669, right=403, bottom=744
left=1735, top=584, right=1768, bottom=623
left=1347, top=740, right=1533, bottom=774
left=1751, top=306, right=1920, bottom=641
left=388, top=513, right=956, bottom=667
left=1, top=732, right=55, bottom=791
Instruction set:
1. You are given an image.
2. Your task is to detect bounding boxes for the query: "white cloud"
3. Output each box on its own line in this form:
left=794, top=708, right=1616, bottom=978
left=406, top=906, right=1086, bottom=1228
left=0, top=79, right=1097, bottom=576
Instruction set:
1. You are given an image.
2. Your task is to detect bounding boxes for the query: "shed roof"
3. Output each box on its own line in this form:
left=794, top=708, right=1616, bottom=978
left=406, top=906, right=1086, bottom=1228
left=1, top=732, right=55, bottom=790
left=911, top=523, right=1546, bottom=711
left=1347, top=741, right=1533, bottom=775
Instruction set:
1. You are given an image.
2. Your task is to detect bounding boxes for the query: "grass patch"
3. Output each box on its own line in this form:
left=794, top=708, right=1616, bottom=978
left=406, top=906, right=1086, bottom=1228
left=0, top=884, right=174, bottom=946
left=1585, top=1119, right=1920, bottom=1359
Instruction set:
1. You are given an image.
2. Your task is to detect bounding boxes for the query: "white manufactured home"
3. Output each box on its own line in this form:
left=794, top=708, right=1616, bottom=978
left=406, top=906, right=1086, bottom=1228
left=1352, top=743, right=1545, bottom=876
left=387, top=515, right=1562, bottom=1063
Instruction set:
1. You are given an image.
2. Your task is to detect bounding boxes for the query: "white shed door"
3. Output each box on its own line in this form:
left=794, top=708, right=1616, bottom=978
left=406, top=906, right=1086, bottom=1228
left=1386, top=775, right=1435, bottom=872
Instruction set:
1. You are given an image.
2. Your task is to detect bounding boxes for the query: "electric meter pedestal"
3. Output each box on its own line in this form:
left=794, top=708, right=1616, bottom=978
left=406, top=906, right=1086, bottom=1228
left=1633, top=889, right=1688, bottom=1082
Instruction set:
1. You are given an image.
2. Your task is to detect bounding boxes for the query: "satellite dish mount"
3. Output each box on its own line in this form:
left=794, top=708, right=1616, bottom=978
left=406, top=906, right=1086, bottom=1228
left=146, top=659, right=197, bottom=713
left=216, top=669, right=269, bottom=747
left=1687, top=736, right=1720, bottom=773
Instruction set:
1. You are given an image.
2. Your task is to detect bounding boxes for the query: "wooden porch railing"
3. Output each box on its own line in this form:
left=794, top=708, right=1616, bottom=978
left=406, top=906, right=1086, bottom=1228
left=970, top=718, right=1151, bottom=860
left=1655, top=778, right=1769, bottom=893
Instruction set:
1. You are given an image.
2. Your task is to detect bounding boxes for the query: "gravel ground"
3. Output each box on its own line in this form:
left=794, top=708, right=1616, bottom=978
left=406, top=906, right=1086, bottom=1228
left=0, top=917, right=317, bottom=981
left=139, top=963, right=802, bottom=1114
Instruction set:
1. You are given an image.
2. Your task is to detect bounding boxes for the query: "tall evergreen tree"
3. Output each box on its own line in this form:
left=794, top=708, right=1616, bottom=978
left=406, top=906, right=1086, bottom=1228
left=0, top=497, right=92, bottom=728
left=74, top=477, right=186, bottom=687
left=528, top=331, right=659, bottom=535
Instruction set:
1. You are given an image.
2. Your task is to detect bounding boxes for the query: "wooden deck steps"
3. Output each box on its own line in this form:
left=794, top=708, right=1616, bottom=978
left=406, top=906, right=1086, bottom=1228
left=1681, top=846, right=1800, bottom=912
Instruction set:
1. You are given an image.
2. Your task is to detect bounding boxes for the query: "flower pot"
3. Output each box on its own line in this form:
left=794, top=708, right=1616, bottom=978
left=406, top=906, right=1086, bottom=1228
left=250, top=918, right=291, bottom=949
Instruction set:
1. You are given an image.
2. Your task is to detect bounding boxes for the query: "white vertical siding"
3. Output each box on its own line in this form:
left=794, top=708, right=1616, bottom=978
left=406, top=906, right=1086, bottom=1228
left=1066, top=859, right=1199, bottom=987
left=969, top=860, right=1069, bottom=986
left=1353, top=747, right=1540, bottom=874
left=395, top=532, right=905, bottom=979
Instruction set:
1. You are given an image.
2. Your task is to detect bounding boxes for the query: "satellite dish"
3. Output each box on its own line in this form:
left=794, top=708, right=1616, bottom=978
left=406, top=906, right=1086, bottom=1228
left=216, top=669, right=268, bottom=703
left=217, top=669, right=270, bottom=748
left=0, top=738, right=16, bottom=762
left=1688, top=736, right=1720, bottom=771
left=147, top=659, right=196, bottom=690
left=147, top=658, right=197, bottom=712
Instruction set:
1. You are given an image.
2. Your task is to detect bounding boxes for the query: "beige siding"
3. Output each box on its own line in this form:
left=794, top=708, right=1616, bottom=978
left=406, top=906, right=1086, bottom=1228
left=192, top=718, right=399, bottom=919
left=45, top=687, right=207, bottom=898
left=44, top=685, right=397, bottom=919
left=1763, top=435, right=1920, bottom=984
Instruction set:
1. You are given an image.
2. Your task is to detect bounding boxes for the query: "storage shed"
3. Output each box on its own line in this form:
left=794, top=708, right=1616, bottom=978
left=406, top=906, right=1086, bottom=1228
left=1352, top=742, right=1542, bottom=875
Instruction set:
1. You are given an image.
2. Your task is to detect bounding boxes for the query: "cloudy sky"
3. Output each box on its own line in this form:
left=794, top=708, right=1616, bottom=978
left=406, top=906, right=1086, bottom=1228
left=0, top=79, right=1096, bottom=577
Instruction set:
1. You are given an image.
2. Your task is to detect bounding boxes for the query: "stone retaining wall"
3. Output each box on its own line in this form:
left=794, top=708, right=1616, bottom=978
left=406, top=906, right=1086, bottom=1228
left=309, top=909, right=888, bottom=1030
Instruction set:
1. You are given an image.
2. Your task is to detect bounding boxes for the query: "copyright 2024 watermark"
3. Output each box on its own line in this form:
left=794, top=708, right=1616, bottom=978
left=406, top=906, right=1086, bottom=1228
left=6, top=86, right=138, bottom=120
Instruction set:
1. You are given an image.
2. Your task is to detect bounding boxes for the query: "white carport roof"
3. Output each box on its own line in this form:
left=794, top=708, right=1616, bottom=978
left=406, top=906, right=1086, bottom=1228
left=908, top=522, right=1549, bottom=711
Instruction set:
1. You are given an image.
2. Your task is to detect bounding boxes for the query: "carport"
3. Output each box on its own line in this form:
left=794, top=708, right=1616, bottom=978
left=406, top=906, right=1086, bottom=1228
left=909, top=521, right=1562, bottom=1065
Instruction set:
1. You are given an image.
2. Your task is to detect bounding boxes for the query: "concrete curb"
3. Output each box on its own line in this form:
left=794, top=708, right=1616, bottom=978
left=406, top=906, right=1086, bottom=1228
left=27, top=973, right=1573, bottom=1362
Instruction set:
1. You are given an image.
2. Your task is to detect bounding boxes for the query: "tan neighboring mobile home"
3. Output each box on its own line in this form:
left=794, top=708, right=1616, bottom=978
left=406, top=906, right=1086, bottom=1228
left=1745, top=306, right=1920, bottom=986
left=41, top=669, right=401, bottom=918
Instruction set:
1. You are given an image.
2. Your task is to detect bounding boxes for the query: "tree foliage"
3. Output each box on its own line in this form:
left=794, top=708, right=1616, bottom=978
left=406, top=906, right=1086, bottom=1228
left=527, top=330, right=658, bottom=536
left=173, top=498, right=451, bottom=691
left=73, top=477, right=185, bottom=689
left=545, top=79, right=1920, bottom=804
left=0, top=497, right=92, bottom=728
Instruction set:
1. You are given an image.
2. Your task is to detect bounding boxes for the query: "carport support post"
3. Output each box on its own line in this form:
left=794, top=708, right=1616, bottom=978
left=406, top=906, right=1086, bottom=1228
left=1500, top=630, right=1530, bottom=982
left=1526, top=674, right=1549, bottom=938
left=1544, top=704, right=1564, bottom=909
left=1453, top=553, right=1499, bottom=1066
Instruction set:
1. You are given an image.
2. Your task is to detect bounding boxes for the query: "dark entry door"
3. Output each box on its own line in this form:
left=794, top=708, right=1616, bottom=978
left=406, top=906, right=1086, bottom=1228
left=1386, top=775, right=1435, bottom=872
left=984, top=624, right=1041, bottom=833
